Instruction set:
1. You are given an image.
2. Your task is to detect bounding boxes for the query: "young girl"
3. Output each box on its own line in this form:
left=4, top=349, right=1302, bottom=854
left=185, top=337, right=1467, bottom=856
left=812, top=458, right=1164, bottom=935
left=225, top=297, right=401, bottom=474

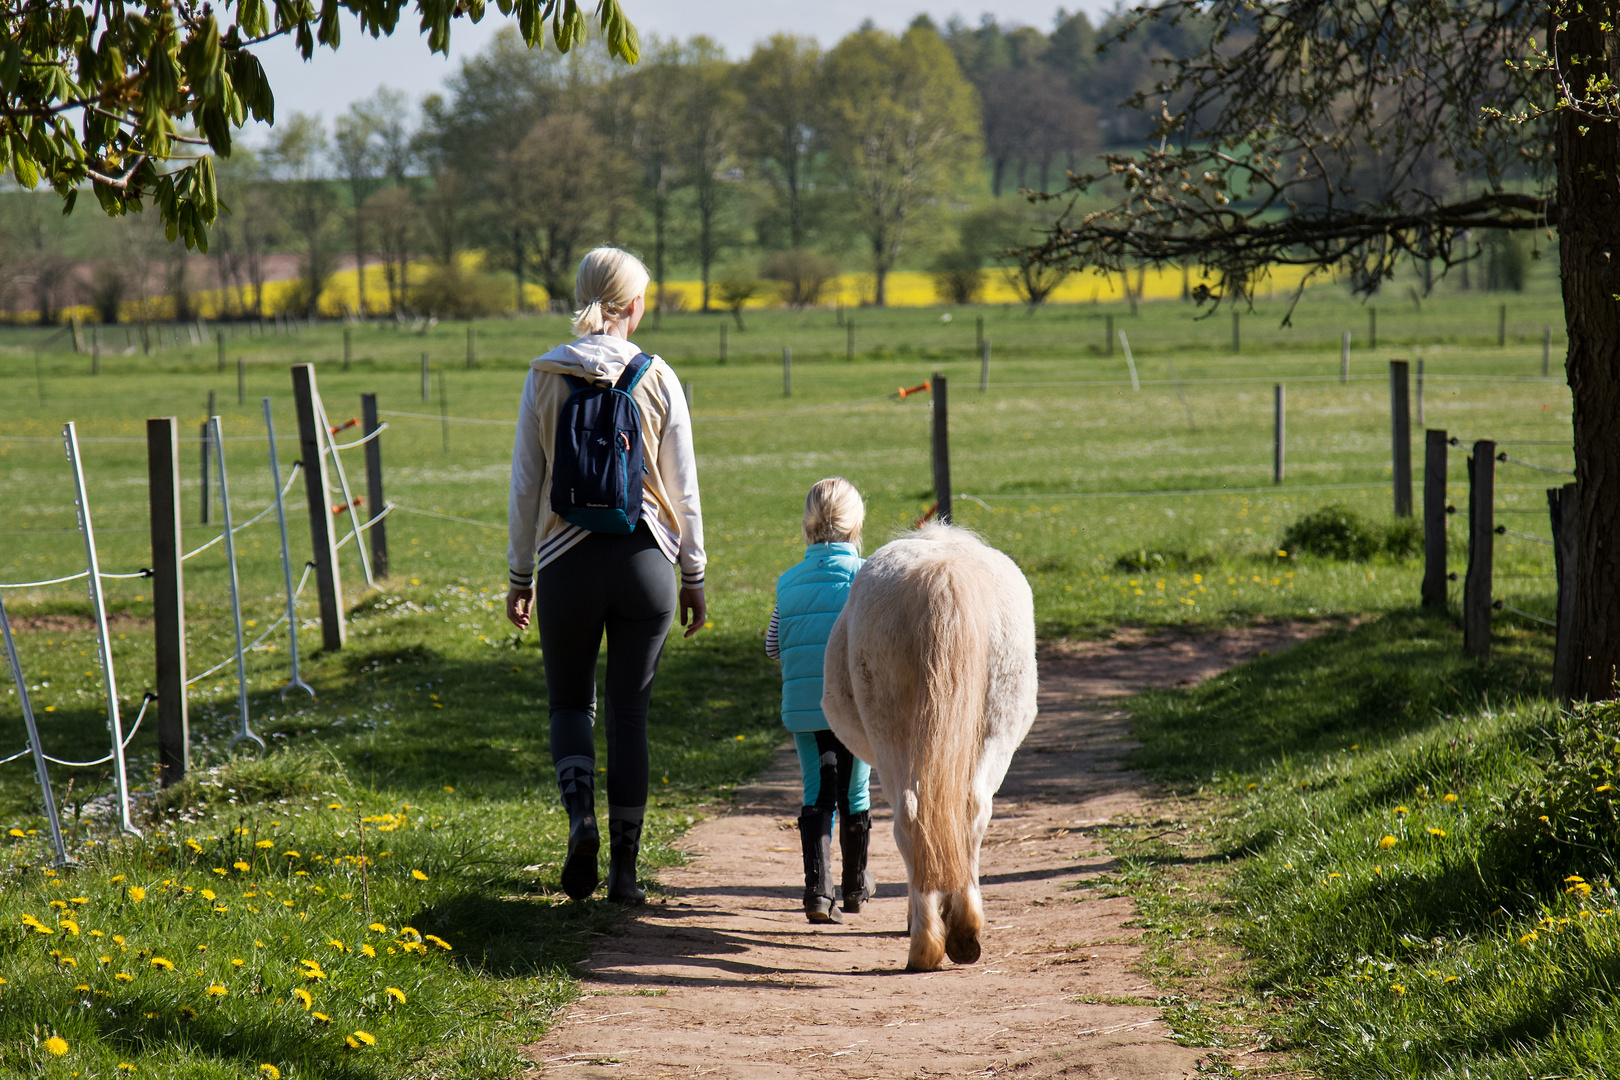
left=766, top=477, right=876, bottom=923
left=506, top=247, right=707, bottom=904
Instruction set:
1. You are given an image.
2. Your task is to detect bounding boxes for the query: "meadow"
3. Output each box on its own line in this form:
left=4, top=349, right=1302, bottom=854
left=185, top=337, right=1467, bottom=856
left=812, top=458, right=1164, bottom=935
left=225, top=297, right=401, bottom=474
left=0, top=272, right=1573, bottom=1077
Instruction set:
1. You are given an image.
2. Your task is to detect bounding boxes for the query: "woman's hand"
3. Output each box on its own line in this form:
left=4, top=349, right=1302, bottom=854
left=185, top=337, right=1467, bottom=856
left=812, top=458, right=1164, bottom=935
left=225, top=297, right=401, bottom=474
left=679, top=586, right=707, bottom=638
left=506, top=585, right=535, bottom=630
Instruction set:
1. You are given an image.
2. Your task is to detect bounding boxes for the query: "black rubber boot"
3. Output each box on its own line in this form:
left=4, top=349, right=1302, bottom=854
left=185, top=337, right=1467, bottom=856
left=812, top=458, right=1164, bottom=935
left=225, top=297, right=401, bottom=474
left=555, top=755, right=599, bottom=901
left=799, top=807, right=842, bottom=924
left=839, top=810, right=876, bottom=914
left=606, top=811, right=646, bottom=905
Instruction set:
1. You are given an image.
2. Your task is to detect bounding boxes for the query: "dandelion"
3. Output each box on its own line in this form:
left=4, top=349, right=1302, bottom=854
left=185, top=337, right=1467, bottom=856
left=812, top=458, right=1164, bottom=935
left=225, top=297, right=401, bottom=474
left=150, top=957, right=174, bottom=971
left=1600, top=785, right=1614, bottom=793
left=7, top=828, right=23, bottom=838
left=1444, top=975, right=1460, bottom=984
left=1378, top=835, right=1398, bottom=849
left=127, top=886, right=146, bottom=903
left=206, top=983, right=228, bottom=997
left=118, top=1064, right=136, bottom=1072
left=259, top=1067, right=281, bottom=1080
left=232, top=958, right=245, bottom=967
left=360, top=944, right=377, bottom=958
left=1520, top=931, right=1539, bottom=944
left=68, top=896, right=88, bottom=905
left=386, top=986, right=406, bottom=1004
left=442, top=786, right=455, bottom=793
left=234, top=861, right=251, bottom=873
left=283, top=851, right=300, bottom=859
left=255, top=840, right=274, bottom=850
left=368, top=923, right=387, bottom=933
left=1390, top=984, right=1405, bottom=995
left=327, top=939, right=347, bottom=952
left=1442, top=793, right=1459, bottom=804
left=312, top=1011, right=331, bottom=1024
left=186, top=839, right=204, bottom=853
left=99, top=956, right=111, bottom=965
left=1428, top=828, right=1446, bottom=837
left=1566, top=875, right=1587, bottom=883
left=1394, top=806, right=1409, bottom=815
left=353, top=1030, right=376, bottom=1047
left=115, top=972, right=135, bottom=982
left=411, top=869, right=429, bottom=881
left=43, top=1035, right=69, bottom=1056
left=424, top=934, right=452, bottom=951
left=1540, top=815, right=1551, bottom=823
left=59, top=919, right=79, bottom=936
left=180, top=1007, right=198, bottom=1020
left=293, top=988, right=313, bottom=1010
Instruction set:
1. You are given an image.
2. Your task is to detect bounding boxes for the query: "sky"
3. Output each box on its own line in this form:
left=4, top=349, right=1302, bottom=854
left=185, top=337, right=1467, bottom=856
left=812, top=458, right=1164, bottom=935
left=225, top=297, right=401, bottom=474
left=252, top=0, right=1115, bottom=127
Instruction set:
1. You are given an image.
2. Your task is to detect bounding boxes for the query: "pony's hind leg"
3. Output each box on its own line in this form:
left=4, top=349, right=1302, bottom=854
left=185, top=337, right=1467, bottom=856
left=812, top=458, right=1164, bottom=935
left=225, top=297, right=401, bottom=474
left=942, top=884, right=984, bottom=964
left=906, top=890, right=946, bottom=971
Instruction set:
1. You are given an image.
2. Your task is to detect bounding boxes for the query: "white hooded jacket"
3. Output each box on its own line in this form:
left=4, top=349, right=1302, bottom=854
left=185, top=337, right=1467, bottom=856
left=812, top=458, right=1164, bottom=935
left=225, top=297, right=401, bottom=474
left=506, top=334, right=706, bottom=590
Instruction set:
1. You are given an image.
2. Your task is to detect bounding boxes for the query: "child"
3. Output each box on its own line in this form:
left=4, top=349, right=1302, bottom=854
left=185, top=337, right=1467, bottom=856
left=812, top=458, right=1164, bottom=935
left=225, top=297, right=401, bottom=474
left=766, top=477, right=876, bottom=923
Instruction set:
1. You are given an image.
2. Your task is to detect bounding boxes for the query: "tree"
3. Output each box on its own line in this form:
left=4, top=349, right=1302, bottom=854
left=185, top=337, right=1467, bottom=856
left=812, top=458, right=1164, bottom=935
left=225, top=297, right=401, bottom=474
left=1025, top=0, right=1619, bottom=700
left=503, top=113, right=629, bottom=304
left=822, top=26, right=982, bottom=306
left=0, top=0, right=639, bottom=249
left=264, top=112, right=338, bottom=317
left=363, top=185, right=417, bottom=313
left=213, top=150, right=276, bottom=316
left=673, top=40, right=741, bottom=311
left=626, top=39, right=688, bottom=318
left=739, top=35, right=823, bottom=249
left=333, top=90, right=409, bottom=316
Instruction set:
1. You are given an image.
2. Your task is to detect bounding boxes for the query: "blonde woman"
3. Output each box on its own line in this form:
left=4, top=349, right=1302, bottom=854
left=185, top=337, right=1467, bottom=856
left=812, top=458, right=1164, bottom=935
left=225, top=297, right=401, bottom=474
left=507, top=247, right=707, bottom=904
left=765, top=477, right=876, bottom=923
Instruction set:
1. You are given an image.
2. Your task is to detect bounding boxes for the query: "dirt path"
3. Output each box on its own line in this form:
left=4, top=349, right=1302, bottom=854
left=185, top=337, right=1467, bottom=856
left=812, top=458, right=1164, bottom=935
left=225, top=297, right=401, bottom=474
left=528, top=624, right=1325, bottom=1079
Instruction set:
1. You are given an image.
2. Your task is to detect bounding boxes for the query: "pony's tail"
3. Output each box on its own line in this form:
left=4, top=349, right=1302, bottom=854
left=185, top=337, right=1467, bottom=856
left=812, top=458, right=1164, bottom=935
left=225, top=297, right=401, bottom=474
left=904, top=560, right=991, bottom=895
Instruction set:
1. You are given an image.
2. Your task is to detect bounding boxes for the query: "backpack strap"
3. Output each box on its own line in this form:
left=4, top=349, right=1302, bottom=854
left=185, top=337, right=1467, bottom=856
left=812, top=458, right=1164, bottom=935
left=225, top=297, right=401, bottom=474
left=614, top=353, right=655, bottom=394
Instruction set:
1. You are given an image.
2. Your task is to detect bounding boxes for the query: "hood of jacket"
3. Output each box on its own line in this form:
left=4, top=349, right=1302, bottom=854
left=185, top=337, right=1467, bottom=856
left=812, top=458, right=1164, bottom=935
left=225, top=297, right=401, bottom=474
left=531, top=334, right=645, bottom=384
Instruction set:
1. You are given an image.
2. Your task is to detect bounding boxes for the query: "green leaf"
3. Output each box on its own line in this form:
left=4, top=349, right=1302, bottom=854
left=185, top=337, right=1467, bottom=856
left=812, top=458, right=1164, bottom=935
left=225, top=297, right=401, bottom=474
left=61, top=187, right=78, bottom=215
left=0, top=38, right=21, bottom=93
left=11, top=138, right=39, bottom=188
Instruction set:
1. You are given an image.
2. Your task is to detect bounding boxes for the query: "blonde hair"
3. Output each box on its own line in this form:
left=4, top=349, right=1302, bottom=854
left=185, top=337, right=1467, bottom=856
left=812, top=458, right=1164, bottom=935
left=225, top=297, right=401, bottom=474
left=571, top=247, right=651, bottom=337
left=803, top=477, right=865, bottom=548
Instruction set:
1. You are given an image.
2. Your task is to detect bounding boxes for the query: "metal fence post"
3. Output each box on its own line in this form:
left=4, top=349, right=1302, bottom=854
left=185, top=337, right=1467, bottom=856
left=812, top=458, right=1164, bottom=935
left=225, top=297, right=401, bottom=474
left=292, top=364, right=346, bottom=651
left=1422, top=429, right=1448, bottom=610
left=1273, top=384, right=1284, bottom=484
left=146, top=417, right=189, bottom=785
left=932, top=373, right=951, bottom=525
left=362, top=393, right=388, bottom=579
left=1391, top=361, right=1412, bottom=517
left=1463, top=440, right=1495, bottom=659
left=217, top=330, right=225, bottom=373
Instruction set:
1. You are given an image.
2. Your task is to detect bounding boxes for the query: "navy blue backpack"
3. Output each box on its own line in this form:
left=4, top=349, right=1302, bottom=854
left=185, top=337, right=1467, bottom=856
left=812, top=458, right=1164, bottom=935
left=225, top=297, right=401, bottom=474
left=549, top=352, right=655, bottom=534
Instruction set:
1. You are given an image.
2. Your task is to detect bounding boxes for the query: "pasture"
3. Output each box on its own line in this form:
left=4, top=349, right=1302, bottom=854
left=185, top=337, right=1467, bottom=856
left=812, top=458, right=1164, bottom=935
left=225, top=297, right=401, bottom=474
left=0, top=279, right=1572, bottom=1077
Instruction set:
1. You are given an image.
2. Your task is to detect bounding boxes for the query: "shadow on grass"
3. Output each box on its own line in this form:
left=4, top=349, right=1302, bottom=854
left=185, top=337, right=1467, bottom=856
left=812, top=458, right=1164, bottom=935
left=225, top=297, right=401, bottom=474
left=1128, top=608, right=1552, bottom=784
left=408, top=889, right=623, bottom=978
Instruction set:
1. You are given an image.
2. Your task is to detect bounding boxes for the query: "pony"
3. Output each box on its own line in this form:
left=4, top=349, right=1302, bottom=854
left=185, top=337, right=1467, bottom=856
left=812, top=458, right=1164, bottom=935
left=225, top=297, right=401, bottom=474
left=821, top=524, right=1038, bottom=971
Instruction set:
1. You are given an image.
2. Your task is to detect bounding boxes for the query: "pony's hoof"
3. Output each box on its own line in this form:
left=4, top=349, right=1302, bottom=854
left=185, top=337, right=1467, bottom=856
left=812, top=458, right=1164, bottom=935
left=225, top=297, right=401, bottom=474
left=944, top=931, right=981, bottom=965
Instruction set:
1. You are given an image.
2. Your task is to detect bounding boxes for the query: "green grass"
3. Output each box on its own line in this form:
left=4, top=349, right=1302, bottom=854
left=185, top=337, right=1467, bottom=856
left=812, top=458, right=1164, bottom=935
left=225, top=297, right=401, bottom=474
left=1124, top=610, right=1620, bottom=1077
left=0, top=280, right=1573, bottom=1075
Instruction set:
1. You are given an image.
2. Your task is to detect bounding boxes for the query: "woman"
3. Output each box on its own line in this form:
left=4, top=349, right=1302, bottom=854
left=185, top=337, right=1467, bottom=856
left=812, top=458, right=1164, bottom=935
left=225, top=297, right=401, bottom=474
left=506, top=247, right=707, bottom=904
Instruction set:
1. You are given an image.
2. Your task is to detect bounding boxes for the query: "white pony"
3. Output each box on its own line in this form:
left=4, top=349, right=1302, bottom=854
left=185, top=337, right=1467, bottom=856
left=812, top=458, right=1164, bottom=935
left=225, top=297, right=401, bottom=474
left=821, top=524, right=1038, bottom=971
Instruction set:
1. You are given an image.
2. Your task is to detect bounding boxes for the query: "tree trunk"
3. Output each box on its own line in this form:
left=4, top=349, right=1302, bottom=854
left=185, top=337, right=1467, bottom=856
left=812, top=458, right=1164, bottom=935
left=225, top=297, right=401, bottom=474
left=1558, top=4, right=1620, bottom=701
left=353, top=222, right=367, bottom=317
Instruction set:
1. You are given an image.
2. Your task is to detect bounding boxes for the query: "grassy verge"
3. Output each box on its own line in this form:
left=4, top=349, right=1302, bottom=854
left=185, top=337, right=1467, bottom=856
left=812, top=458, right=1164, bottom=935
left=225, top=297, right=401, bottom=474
left=1118, top=610, right=1620, bottom=1078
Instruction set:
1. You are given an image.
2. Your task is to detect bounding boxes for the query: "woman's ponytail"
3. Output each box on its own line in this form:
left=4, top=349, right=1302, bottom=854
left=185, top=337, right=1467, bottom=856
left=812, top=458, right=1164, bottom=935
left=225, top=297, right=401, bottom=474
left=570, top=247, right=651, bottom=338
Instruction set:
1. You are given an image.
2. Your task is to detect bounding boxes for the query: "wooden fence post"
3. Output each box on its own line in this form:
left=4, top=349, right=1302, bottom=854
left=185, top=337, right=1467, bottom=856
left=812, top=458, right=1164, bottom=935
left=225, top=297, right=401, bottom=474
left=1232, top=309, right=1241, bottom=353
left=1549, top=483, right=1579, bottom=699
left=1369, top=307, right=1378, bottom=350
left=1463, top=440, right=1495, bottom=659
left=147, top=417, right=189, bottom=785
left=1391, top=361, right=1412, bottom=517
left=1422, top=429, right=1448, bottom=610
left=91, top=325, right=100, bottom=375
left=420, top=353, right=429, bottom=402
left=1273, top=384, right=1284, bottom=484
left=932, top=373, right=951, bottom=525
left=1416, top=358, right=1425, bottom=426
left=782, top=347, right=792, bottom=397
left=292, top=364, right=346, bottom=651
left=980, top=340, right=990, bottom=391
left=362, top=393, right=388, bottom=579
left=1498, top=304, right=1507, bottom=347
left=199, top=420, right=212, bottom=524
left=217, top=331, right=225, bottom=373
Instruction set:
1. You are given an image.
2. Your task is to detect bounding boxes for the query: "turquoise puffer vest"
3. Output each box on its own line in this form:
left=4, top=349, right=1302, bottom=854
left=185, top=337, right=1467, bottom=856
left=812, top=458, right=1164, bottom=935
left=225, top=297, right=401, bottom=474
left=776, top=542, right=864, bottom=732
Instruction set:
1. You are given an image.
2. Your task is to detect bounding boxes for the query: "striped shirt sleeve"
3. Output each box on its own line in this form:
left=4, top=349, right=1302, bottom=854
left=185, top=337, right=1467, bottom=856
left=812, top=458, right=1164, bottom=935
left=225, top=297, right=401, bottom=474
left=765, top=606, right=780, bottom=661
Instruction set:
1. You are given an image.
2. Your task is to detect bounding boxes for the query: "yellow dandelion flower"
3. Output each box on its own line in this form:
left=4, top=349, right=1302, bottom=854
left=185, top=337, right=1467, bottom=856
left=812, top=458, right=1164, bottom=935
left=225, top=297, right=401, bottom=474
left=113, top=935, right=125, bottom=946
left=108, top=875, right=125, bottom=884
left=1566, top=875, right=1587, bottom=883
left=118, top=1064, right=136, bottom=1072
left=150, top=957, right=174, bottom=971
left=411, top=869, right=428, bottom=881
left=1444, top=975, right=1460, bottom=984
left=1394, top=806, right=1409, bottom=815
left=1442, top=793, right=1459, bottom=804
left=1428, top=827, right=1446, bottom=837
left=327, top=939, right=347, bottom=952
left=200, top=889, right=216, bottom=902
left=368, top=923, right=387, bottom=933
left=358, top=943, right=375, bottom=958
left=386, top=986, right=406, bottom=1004
left=186, top=839, right=204, bottom=853
left=311, top=1011, right=331, bottom=1024
left=7, top=828, right=24, bottom=838
left=234, top=861, right=250, bottom=872
left=401, top=941, right=426, bottom=955
left=345, top=1036, right=359, bottom=1049
left=283, top=851, right=300, bottom=859
left=424, top=934, right=452, bottom=951
left=180, top=1007, right=198, bottom=1020
left=115, top=972, right=135, bottom=982
left=59, top=919, right=79, bottom=935
left=1390, top=984, right=1405, bottom=995
left=98, top=956, right=111, bottom=965
left=1378, top=835, right=1398, bottom=849
left=68, top=896, right=88, bottom=905
left=206, top=983, right=228, bottom=997
left=1540, top=815, right=1551, bottom=823
left=293, top=988, right=313, bottom=1010
left=258, top=1067, right=281, bottom=1080
left=43, top=1035, right=69, bottom=1056
left=255, top=840, right=274, bottom=849
left=127, top=887, right=146, bottom=903
left=354, top=1030, right=376, bottom=1046
left=1520, top=931, right=1539, bottom=944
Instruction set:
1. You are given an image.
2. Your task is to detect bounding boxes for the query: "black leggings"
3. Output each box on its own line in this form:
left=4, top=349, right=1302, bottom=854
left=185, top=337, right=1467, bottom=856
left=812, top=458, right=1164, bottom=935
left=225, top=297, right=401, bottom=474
left=536, top=525, right=677, bottom=812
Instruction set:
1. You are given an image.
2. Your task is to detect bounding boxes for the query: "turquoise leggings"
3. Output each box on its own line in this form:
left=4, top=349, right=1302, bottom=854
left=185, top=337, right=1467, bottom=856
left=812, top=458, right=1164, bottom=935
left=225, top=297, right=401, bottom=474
left=793, top=730, right=871, bottom=815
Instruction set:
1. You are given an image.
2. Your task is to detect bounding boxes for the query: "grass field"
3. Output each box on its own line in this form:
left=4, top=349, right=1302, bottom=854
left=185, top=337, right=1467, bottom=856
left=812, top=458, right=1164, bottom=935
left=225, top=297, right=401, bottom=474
left=0, top=277, right=1573, bottom=1076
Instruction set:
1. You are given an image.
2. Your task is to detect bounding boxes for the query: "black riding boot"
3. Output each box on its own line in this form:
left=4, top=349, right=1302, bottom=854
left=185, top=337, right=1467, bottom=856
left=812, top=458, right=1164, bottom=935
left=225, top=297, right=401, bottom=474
left=606, top=808, right=646, bottom=905
left=555, top=754, right=599, bottom=901
left=839, top=809, right=876, bottom=913
left=799, top=806, right=842, bottom=924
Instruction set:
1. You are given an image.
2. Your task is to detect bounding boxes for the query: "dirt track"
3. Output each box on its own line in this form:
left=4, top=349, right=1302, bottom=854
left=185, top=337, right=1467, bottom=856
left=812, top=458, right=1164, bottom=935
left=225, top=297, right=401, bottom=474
left=528, top=623, right=1323, bottom=1079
